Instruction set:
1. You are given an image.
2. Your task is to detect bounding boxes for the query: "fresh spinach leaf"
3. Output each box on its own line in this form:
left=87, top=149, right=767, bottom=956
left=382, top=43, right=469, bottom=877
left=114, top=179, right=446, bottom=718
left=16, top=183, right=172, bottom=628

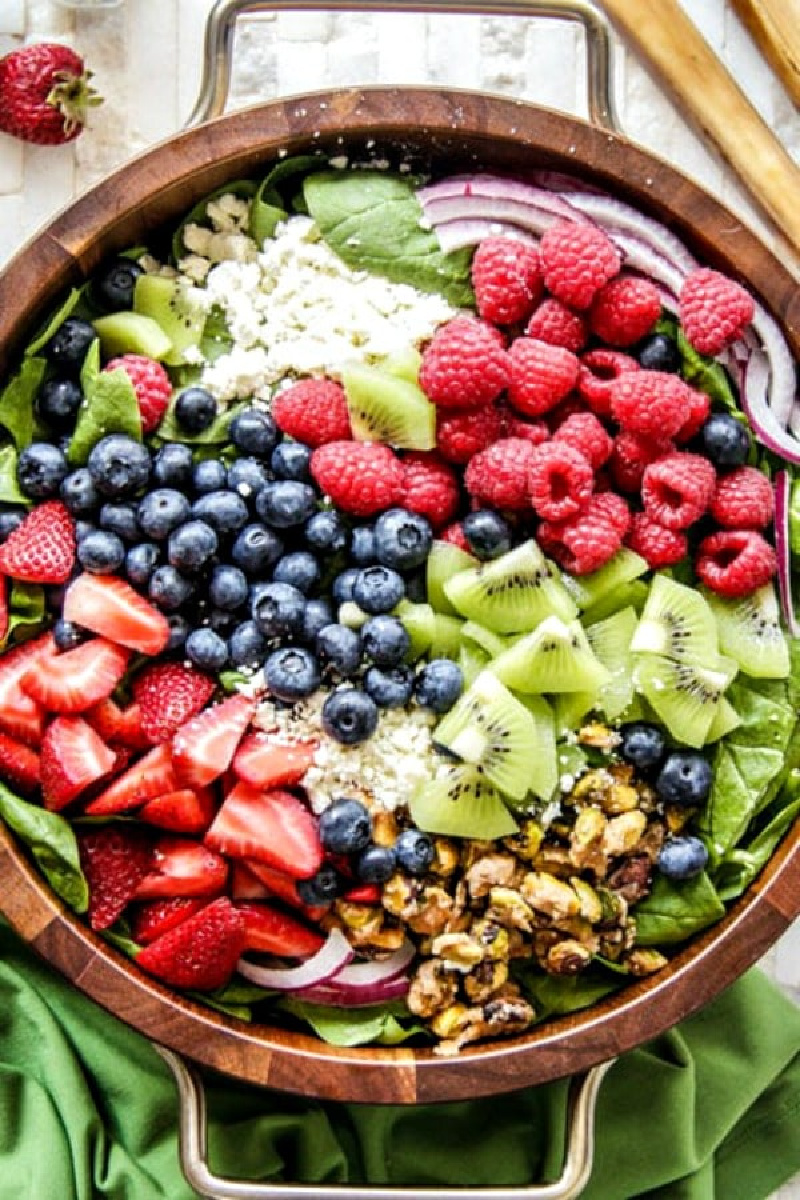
left=187, top=981, right=274, bottom=1022
left=200, top=305, right=234, bottom=363
left=250, top=155, right=323, bottom=246
left=0, top=782, right=88, bottom=913
left=278, top=996, right=426, bottom=1046
left=3, top=582, right=46, bottom=648
left=513, top=965, right=621, bottom=1020
left=0, top=356, right=45, bottom=450
left=155, top=399, right=243, bottom=446
left=714, top=789, right=800, bottom=903
left=219, top=669, right=249, bottom=693
left=67, top=344, right=142, bottom=465
left=632, top=871, right=725, bottom=946
left=102, top=928, right=141, bottom=959
left=0, top=445, right=32, bottom=506
left=25, top=289, right=83, bottom=357
left=675, top=327, right=739, bottom=414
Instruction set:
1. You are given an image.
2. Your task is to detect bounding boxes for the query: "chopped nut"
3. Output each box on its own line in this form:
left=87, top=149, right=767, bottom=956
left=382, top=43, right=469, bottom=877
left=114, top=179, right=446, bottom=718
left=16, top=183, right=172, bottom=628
left=625, top=948, right=669, bottom=976
left=431, top=931, right=484, bottom=970
left=521, top=871, right=581, bottom=920
left=532, top=845, right=575, bottom=878
left=470, top=919, right=510, bottom=960
left=461, top=840, right=497, bottom=870
left=606, top=854, right=653, bottom=904
left=430, top=1003, right=482, bottom=1040
left=569, top=807, right=609, bottom=875
left=571, top=767, right=616, bottom=804
left=666, top=806, right=693, bottom=835
left=335, top=902, right=383, bottom=933
left=406, top=960, right=460, bottom=1018
left=571, top=877, right=603, bottom=923
left=483, top=990, right=535, bottom=1032
left=596, top=887, right=628, bottom=927
left=371, top=810, right=399, bottom=847
left=464, top=959, right=509, bottom=1002
left=503, top=819, right=544, bottom=861
left=382, top=874, right=423, bottom=921
left=406, top=885, right=455, bottom=936
left=465, top=854, right=519, bottom=900
left=365, top=925, right=407, bottom=952
left=545, top=938, right=593, bottom=975
left=602, top=811, right=647, bottom=857
left=429, top=837, right=460, bottom=876
left=578, top=722, right=621, bottom=751
left=485, top=886, right=534, bottom=932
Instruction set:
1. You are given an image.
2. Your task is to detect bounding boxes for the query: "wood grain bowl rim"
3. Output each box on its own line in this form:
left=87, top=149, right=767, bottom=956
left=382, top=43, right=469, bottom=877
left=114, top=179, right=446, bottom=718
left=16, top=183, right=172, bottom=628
left=0, top=87, right=797, bottom=1104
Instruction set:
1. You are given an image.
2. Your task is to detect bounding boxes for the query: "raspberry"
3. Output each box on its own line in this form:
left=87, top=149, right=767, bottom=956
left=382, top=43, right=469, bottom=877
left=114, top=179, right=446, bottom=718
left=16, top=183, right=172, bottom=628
left=464, top=437, right=536, bottom=511
left=539, top=219, right=621, bottom=310
left=400, top=452, right=461, bottom=529
left=675, top=387, right=711, bottom=444
left=526, top=298, right=588, bottom=352
left=272, top=378, right=352, bottom=447
left=419, top=317, right=509, bottom=409
left=503, top=416, right=550, bottom=446
left=439, top=522, right=470, bottom=551
left=588, top=274, right=661, bottom=347
left=527, top=442, right=594, bottom=522
left=104, top=354, right=171, bottom=435
left=471, top=236, right=543, bottom=325
left=709, top=466, right=774, bottom=530
left=626, top=511, right=687, bottom=568
left=553, top=412, right=613, bottom=470
left=641, top=452, right=717, bottom=530
left=436, top=405, right=505, bottom=464
left=695, top=529, right=776, bottom=597
left=609, top=431, right=673, bottom=493
left=507, top=337, right=579, bottom=417
left=537, top=510, right=622, bottom=575
left=679, top=268, right=755, bottom=356
left=586, top=492, right=630, bottom=538
left=610, top=370, right=693, bottom=440
left=310, top=441, right=404, bottom=517
left=577, top=350, right=639, bottom=418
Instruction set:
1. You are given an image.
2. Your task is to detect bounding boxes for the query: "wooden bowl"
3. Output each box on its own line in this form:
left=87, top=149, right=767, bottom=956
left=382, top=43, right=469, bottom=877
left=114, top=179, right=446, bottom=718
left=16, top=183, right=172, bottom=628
left=0, top=89, right=798, bottom=1104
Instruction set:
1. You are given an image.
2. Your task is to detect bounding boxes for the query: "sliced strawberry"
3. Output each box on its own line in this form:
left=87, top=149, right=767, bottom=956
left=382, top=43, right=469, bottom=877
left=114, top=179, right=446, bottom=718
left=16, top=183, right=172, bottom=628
left=139, top=787, right=216, bottom=834
left=133, top=836, right=229, bottom=900
left=129, top=897, right=209, bottom=945
left=236, top=902, right=324, bottom=958
left=0, top=501, right=75, bottom=584
left=62, top=573, right=170, bottom=655
left=135, top=896, right=246, bottom=991
left=86, top=697, right=149, bottom=750
left=171, top=695, right=254, bottom=789
left=78, top=825, right=155, bottom=932
left=40, top=716, right=117, bottom=811
left=205, top=783, right=323, bottom=880
left=84, top=742, right=178, bottom=815
left=0, top=575, right=8, bottom=644
left=244, top=859, right=327, bottom=921
left=0, top=729, right=40, bottom=792
left=231, top=861, right=272, bottom=902
left=342, top=883, right=382, bottom=905
left=0, top=632, right=50, bottom=745
left=232, top=733, right=317, bottom=789
left=133, top=663, right=216, bottom=745
left=21, top=637, right=130, bottom=715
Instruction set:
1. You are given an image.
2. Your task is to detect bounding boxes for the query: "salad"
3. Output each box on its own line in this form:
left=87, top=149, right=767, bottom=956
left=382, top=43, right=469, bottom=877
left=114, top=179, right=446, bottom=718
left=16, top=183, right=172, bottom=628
left=0, top=155, right=798, bottom=1055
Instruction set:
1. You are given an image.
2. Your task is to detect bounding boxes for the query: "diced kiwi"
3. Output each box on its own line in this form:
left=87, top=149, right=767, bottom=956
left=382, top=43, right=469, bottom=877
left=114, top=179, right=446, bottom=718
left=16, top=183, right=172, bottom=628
left=704, top=583, right=790, bottom=679
left=433, top=671, right=536, bottom=802
left=93, top=312, right=172, bottom=361
left=490, top=616, right=611, bottom=694
left=133, top=274, right=205, bottom=367
left=410, top=764, right=518, bottom=839
left=633, top=653, right=738, bottom=748
left=381, top=346, right=422, bottom=384
left=460, top=620, right=508, bottom=659
left=459, top=643, right=489, bottom=688
left=582, top=579, right=649, bottom=626
left=563, top=549, right=648, bottom=611
left=443, top=540, right=578, bottom=635
left=631, top=574, right=718, bottom=662
left=429, top=612, right=464, bottom=660
left=586, top=606, right=637, bottom=720
left=514, top=693, right=558, bottom=803
left=341, top=363, right=436, bottom=450
left=705, top=696, right=742, bottom=742
left=395, top=600, right=435, bottom=661
left=339, top=601, right=369, bottom=629
left=553, top=691, right=596, bottom=736
left=426, top=541, right=478, bottom=616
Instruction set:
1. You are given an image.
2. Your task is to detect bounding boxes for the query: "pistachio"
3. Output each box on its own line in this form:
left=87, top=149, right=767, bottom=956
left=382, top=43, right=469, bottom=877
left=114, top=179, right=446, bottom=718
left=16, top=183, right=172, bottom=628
left=430, top=1003, right=482, bottom=1040
left=601, top=811, right=647, bottom=856
left=545, top=938, right=593, bottom=975
left=464, top=959, right=509, bottom=1002
left=465, top=854, right=519, bottom=900
left=406, top=960, right=459, bottom=1018
left=521, top=871, right=581, bottom=920
left=571, top=876, right=603, bottom=923
left=471, top=918, right=511, bottom=960
left=334, top=902, right=384, bottom=934
left=503, top=819, right=544, bottom=861
left=431, top=931, right=484, bottom=970
left=577, top=722, right=621, bottom=751
left=625, top=948, right=670, bottom=976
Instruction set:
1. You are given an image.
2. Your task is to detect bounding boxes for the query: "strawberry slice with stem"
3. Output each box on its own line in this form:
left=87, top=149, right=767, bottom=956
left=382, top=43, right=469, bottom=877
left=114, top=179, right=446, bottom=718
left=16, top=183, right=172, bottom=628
left=130, top=897, right=209, bottom=946
left=0, top=632, right=50, bottom=745
left=84, top=742, right=178, bottom=815
left=0, top=501, right=75, bottom=584
left=132, top=663, right=216, bottom=745
left=63, top=573, right=170, bottom=655
left=0, top=729, right=40, bottom=792
left=133, top=836, right=229, bottom=900
left=40, top=715, right=116, bottom=811
left=232, top=733, right=317, bottom=789
left=139, top=787, right=216, bottom=834
left=21, top=636, right=129, bottom=714
left=135, top=896, right=245, bottom=991
left=205, top=783, right=323, bottom=880
left=78, top=824, right=154, bottom=932
left=236, top=902, right=324, bottom=958
left=171, top=694, right=254, bottom=789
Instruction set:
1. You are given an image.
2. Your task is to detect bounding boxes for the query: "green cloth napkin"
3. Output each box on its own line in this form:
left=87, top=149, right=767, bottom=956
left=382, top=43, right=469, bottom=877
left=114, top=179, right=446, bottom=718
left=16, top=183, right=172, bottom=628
left=1, top=921, right=799, bottom=1200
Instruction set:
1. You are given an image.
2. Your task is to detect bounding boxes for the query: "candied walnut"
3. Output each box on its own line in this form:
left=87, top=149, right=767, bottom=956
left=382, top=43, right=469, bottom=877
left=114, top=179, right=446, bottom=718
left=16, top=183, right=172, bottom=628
left=521, top=871, right=581, bottom=920
left=569, top=807, right=609, bottom=875
left=503, top=819, right=544, bottom=861
left=430, top=837, right=460, bottom=877
left=430, top=1002, right=482, bottom=1040
left=471, top=919, right=511, bottom=960
left=431, top=931, right=484, bottom=970
left=485, top=886, right=534, bottom=932
left=532, top=845, right=575, bottom=878
left=571, top=876, right=603, bottom=923
left=407, top=885, right=456, bottom=937
left=461, top=840, right=498, bottom=870
left=383, top=874, right=424, bottom=921
left=578, top=722, right=621, bottom=751
left=371, top=810, right=399, bottom=847
left=406, top=960, right=459, bottom=1018
left=636, top=820, right=667, bottom=862
left=624, top=948, right=669, bottom=976
left=465, top=854, right=519, bottom=900
left=570, top=767, right=616, bottom=804
left=444, top=880, right=471, bottom=934
left=365, top=925, right=407, bottom=952
left=483, top=990, right=535, bottom=1033
left=464, top=959, right=509, bottom=1003
left=607, top=854, right=653, bottom=904
left=546, top=938, right=593, bottom=975
left=602, top=811, right=647, bottom=857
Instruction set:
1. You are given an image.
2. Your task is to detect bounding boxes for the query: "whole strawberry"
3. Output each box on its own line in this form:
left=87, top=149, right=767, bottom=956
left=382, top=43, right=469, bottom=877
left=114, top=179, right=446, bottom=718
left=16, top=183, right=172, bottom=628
left=0, top=43, right=102, bottom=145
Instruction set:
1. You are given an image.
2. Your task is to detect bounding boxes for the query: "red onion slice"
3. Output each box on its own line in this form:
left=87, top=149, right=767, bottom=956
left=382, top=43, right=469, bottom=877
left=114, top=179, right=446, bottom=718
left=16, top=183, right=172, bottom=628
left=739, top=353, right=800, bottom=465
left=773, top=470, right=799, bottom=637
left=433, top=218, right=538, bottom=253
left=332, top=939, right=415, bottom=985
left=421, top=194, right=580, bottom=236
left=564, top=192, right=699, bottom=276
left=751, top=301, right=798, bottom=429
left=236, top=927, right=353, bottom=991
left=418, top=175, right=583, bottom=222
left=610, top=232, right=687, bottom=298
left=291, top=974, right=411, bottom=1008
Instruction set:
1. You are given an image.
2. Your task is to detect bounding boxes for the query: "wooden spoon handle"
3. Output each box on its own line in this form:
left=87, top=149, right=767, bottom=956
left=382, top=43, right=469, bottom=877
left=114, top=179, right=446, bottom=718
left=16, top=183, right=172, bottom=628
left=730, top=0, right=800, bottom=108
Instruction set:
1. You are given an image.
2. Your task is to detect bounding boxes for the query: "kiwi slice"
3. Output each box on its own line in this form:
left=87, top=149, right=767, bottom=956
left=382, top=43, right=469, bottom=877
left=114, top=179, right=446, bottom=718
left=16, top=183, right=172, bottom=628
left=410, top=764, right=518, bottom=839
left=553, top=691, right=596, bottom=737
left=460, top=620, right=508, bottom=659
left=633, top=653, right=738, bottom=748
left=381, top=346, right=422, bottom=384
left=133, top=274, right=205, bottom=367
left=704, top=583, right=790, bottom=679
left=491, top=616, right=611, bottom=695
left=433, top=671, right=536, bottom=802
left=586, top=606, right=637, bottom=720
left=443, top=540, right=578, bottom=635
left=705, top=695, right=742, bottom=742
left=514, top=693, right=558, bottom=803
left=395, top=600, right=435, bottom=661
left=341, top=363, right=436, bottom=450
left=582, top=578, right=649, bottom=626
left=631, top=575, right=719, bottom=662
left=429, top=612, right=464, bottom=660
left=426, top=541, right=478, bottom=616
left=93, top=312, right=172, bottom=361
left=563, top=549, right=648, bottom=611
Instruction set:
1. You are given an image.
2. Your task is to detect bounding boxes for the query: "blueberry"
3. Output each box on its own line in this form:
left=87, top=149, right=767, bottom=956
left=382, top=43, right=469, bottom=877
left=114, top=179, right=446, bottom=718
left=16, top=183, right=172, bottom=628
left=701, top=413, right=751, bottom=468
left=296, top=865, right=341, bottom=906
left=174, top=387, right=217, bottom=434
left=404, top=568, right=427, bottom=604
left=656, top=752, right=713, bottom=807
left=273, top=551, right=320, bottom=595
left=87, top=435, right=151, bottom=499
left=137, top=488, right=192, bottom=540
left=270, top=440, right=312, bottom=481
left=60, top=469, right=99, bottom=516
left=0, top=506, right=26, bottom=542
left=304, top=509, right=348, bottom=555
left=149, top=564, right=194, bottom=611
left=316, top=623, right=361, bottom=677
left=414, top=659, right=464, bottom=713
left=43, top=318, right=95, bottom=374
left=302, top=598, right=334, bottom=644
left=635, top=333, right=681, bottom=373
left=264, top=646, right=320, bottom=702
left=191, top=459, right=227, bottom=495
left=657, top=835, right=709, bottom=881
left=36, top=377, right=83, bottom=429
left=463, top=510, right=511, bottom=560
left=349, top=525, right=376, bottom=566
left=230, top=407, right=278, bottom=457
left=167, top=519, right=218, bottom=571
left=74, top=519, right=96, bottom=542
left=227, top=457, right=270, bottom=501
left=332, top=568, right=359, bottom=605
left=360, top=615, right=410, bottom=668
left=53, top=619, right=87, bottom=652
left=166, top=612, right=191, bottom=652
left=251, top=581, right=306, bottom=639
left=364, top=664, right=414, bottom=708
left=125, top=541, right=160, bottom=587
left=318, top=799, right=372, bottom=855
left=17, top=442, right=69, bottom=499
left=352, top=565, right=405, bottom=614
left=99, top=502, right=139, bottom=543
left=322, top=688, right=379, bottom=745
left=255, top=480, right=317, bottom=529
left=78, top=529, right=126, bottom=574
left=394, top=828, right=435, bottom=876
left=209, top=608, right=239, bottom=638
left=192, top=490, right=249, bottom=534
left=209, top=564, right=249, bottom=611
left=229, top=619, right=268, bottom=668
left=374, top=508, right=433, bottom=572
left=231, top=522, right=283, bottom=575
left=619, top=722, right=666, bottom=773
left=92, top=256, right=143, bottom=311
left=185, top=627, right=229, bottom=671
left=356, top=844, right=396, bottom=884
left=153, top=442, right=194, bottom=489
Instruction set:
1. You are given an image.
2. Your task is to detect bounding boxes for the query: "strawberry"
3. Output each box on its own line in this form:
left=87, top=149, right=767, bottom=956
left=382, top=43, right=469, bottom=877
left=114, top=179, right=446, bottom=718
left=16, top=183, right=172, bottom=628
left=135, top=897, right=246, bottom=991
left=240, top=859, right=327, bottom=921
left=133, top=836, right=229, bottom=900
left=236, top=902, right=324, bottom=958
left=342, top=883, right=382, bottom=905
left=132, top=663, right=216, bottom=745
left=0, top=501, right=75, bottom=584
left=0, top=632, right=49, bottom=746
left=21, top=636, right=129, bottom=715
left=205, top=783, right=323, bottom=880
left=104, top=355, right=171, bottom=435
left=139, top=788, right=216, bottom=834
left=40, top=716, right=116, bottom=811
left=0, top=575, right=8, bottom=645
left=84, top=742, right=179, bottom=815
left=77, top=825, right=154, bottom=932
left=62, top=574, right=170, bottom=656
left=0, top=730, right=40, bottom=793
left=130, top=897, right=209, bottom=946
left=171, top=694, right=255, bottom=789
left=230, top=861, right=271, bottom=902
left=0, top=43, right=101, bottom=145
left=85, top=697, right=149, bottom=750
left=232, top=734, right=317, bottom=790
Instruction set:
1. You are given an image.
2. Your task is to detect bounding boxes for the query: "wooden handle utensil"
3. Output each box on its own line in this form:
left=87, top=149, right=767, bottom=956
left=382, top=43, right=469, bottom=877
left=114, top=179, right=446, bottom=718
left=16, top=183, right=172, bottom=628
left=730, top=0, right=800, bottom=108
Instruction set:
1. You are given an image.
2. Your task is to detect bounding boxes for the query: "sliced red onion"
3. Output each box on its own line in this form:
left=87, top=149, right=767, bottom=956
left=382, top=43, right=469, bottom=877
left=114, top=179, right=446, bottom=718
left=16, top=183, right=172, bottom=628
left=291, top=974, right=411, bottom=1009
left=739, top=353, right=800, bottom=465
left=564, top=192, right=699, bottom=276
left=751, top=301, right=798, bottom=429
left=236, top=927, right=353, bottom=991
left=773, top=470, right=799, bottom=637
left=610, top=231, right=687, bottom=298
left=421, top=194, right=580, bottom=237
left=433, top=218, right=538, bottom=253
left=332, top=939, right=415, bottom=985
left=418, top=175, right=584, bottom=223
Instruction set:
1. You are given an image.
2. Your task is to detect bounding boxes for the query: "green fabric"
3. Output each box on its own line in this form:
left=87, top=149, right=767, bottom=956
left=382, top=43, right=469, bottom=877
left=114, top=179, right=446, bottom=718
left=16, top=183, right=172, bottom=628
left=0, top=922, right=799, bottom=1199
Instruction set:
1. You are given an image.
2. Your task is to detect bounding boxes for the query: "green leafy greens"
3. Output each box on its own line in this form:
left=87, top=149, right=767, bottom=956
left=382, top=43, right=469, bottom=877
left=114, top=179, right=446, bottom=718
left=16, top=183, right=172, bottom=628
left=67, top=340, right=142, bottom=465
left=0, top=783, right=88, bottom=914
left=278, top=996, right=426, bottom=1046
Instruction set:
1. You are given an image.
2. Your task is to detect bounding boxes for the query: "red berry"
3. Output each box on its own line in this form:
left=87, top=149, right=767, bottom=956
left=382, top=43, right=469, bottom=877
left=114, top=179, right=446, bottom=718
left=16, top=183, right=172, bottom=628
left=63, top=573, right=170, bottom=656
left=610, top=370, right=693, bottom=440
left=507, top=337, right=579, bottom=417
left=586, top=492, right=630, bottom=538
left=172, top=694, right=255, bottom=790
left=709, top=466, right=774, bottom=530
left=21, top=636, right=130, bottom=715
left=436, top=404, right=505, bottom=464
left=537, top=510, right=622, bottom=575
left=0, top=730, right=40, bottom=793
left=464, top=437, right=536, bottom=511
left=130, top=897, right=210, bottom=946
left=539, top=219, right=621, bottom=310
left=609, top=430, right=673, bottom=493
left=133, top=836, right=229, bottom=901
left=626, top=511, right=688, bottom=568
left=553, top=412, right=613, bottom=470
left=0, top=501, right=75, bottom=585
left=577, top=349, right=640, bottom=417
left=641, top=452, right=717, bottom=530
left=133, top=662, right=217, bottom=745
left=0, top=43, right=100, bottom=146
left=419, top=317, right=509, bottom=409
left=206, top=783, right=323, bottom=880
left=525, top=298, right=588, bottom=352
left=310, top=441, right=405, bottom=517
left=503, top=416, right=550, bottom=446
left=40, top=715, right=116, bottom=811
left=439, top=522, right=471, bottom=551
left=233, top=734, right=317, bottom=789
left=527, top=442, right=594, bottom=522
left=471, top=236, right=543, bottom=325
left=588, top=274, right=661, bottom=347
left=105, top=354, right=171, bottom=435
left=679, top=268, right=754, bottom=356
left=675, top=387, right=711, bottom=444
left=84, top=742, right=179, bottom=816
left=400, top=452, right=461, bottom=529
left=78, top=825, right=154, bottom=932
left=695, top=529, right=776, bottom=597
left=272, top=378, right=352, bottom=447
left=135, top=897, right=246, bottom=991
